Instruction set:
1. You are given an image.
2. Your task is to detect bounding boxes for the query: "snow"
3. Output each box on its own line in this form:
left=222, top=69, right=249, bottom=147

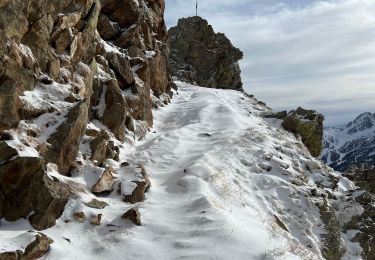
left=5, top=137, right=40, bottom=158
left=0, top=82, right=364, bottom=259
left=20, top=82, right=72, bottom=113
left=100, top=39, right=124, bottom=55
left=145, top=50, right=156, bottom=59
left=0, top=220, right=36, bottom=253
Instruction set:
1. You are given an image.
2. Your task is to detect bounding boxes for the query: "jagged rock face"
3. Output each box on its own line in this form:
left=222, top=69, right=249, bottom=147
left=266, top=107, right=324, bottom=157
left=168, top=16, right=243, bottom=90
left=0, top=0, right=172, bottom=229
left=322, top=112, right=375, bottom=172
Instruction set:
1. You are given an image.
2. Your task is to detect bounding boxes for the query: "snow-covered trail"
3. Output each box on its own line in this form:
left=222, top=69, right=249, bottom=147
left=115, top=82, right=311, bottom=259
left=122, top=85, right=270, bottom=259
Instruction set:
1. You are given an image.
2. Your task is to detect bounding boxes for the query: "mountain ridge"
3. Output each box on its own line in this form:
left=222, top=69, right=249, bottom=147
left=322, top=112, right=375, bottom=171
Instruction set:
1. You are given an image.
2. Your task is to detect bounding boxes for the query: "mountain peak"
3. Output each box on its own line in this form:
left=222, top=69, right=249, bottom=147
left=346, top=112, right=375, bottom=134
left=322, top=112, right=375, bottom=171
left=168, top=16, right=243, bottom=90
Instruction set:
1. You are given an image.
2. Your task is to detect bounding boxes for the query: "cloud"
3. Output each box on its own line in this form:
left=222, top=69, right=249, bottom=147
left=165, top=0, right=375, bottom=125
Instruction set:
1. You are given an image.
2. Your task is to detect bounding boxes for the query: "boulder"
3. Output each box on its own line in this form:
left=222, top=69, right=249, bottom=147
left=0, top=156, right=69, bottom=230
left=123, top=165, right=151, bottom=204
left=122, top=208, right=141, bottom=226
left=123, top=180, right=149, bottom=204
left=148, top=52, right=170, bottom=97
left=90, top=137, right=107, bottom=165
left=168, top=16, right=243, bottom=90
left=22, top=233, right=54, bottom=259
left=92, top=168, right=116, bottom=195
left=105, top=141, right=120, bottom=161
left=46, top=100, right=89, bottom=175
left=105, top=52, right=135, bottom=90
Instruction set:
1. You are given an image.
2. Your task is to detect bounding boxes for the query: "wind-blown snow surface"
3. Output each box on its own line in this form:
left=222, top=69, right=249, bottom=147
left=1, top=82, right=363, bottom=259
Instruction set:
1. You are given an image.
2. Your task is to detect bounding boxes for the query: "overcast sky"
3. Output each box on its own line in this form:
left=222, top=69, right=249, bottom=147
left=164, top=0, right=375, bottom=126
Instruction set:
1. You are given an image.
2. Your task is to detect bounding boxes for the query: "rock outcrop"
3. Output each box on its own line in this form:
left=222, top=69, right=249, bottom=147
left=0, top=0, right=172, bottom=229
left=266, top=107, right=324, bottom=157
left=168, top=16, right=243, bottom=90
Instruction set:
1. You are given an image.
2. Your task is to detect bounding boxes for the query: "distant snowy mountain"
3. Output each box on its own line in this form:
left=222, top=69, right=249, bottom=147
left=322, top=112, right=375, bottom=171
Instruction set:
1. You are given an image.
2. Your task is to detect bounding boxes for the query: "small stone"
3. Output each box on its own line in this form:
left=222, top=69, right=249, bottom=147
left=121, top=162, right=130, bottom=167
left=73, top=212, right=86, bottom=223
left=85, top=199, right=109, bottom=209
left=92, top=169, right=116, bottom=195
left=122, top=208, right=141, bottom=226
left=90, top=214, right=102, bottom=226
left=39, top=76, right=54, bottom=85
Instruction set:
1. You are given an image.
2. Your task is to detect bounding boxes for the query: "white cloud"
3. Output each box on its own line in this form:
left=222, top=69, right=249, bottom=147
left=165, top=0, right=375, bottom=125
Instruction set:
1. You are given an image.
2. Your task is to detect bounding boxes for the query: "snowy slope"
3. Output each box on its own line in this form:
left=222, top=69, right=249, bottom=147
left=0, top=82, right=363, bottom=259
left=322, top=112, right=375, bottom=171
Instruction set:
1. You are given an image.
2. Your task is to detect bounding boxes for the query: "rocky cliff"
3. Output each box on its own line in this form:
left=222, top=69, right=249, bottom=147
left=168, top=16, right=243, bottom=90
left=0, top=0, right=173, bottom=233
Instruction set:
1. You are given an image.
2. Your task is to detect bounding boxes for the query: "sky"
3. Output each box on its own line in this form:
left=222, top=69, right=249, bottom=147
left=164, top=0, right=375, bottom=126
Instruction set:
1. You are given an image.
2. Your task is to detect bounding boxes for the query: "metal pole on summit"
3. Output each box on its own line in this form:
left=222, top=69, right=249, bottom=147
left=196, top=0, right=198, bottom=16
